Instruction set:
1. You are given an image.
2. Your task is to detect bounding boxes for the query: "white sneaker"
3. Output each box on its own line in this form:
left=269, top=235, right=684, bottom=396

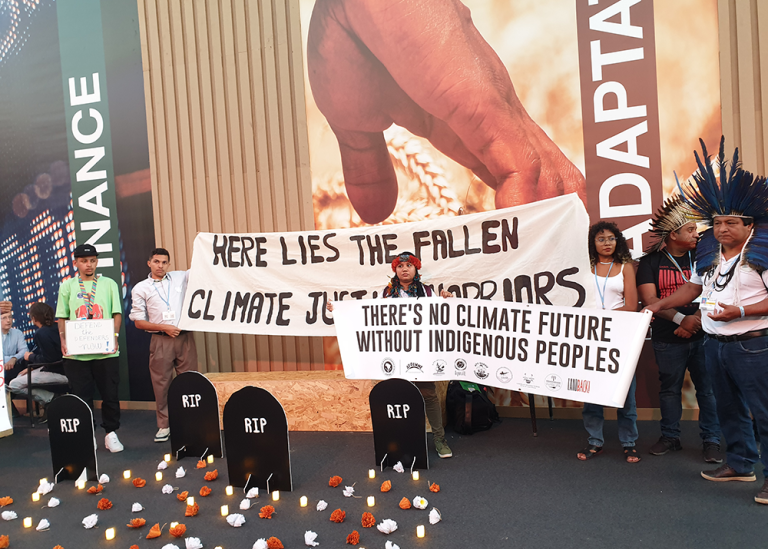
left=105, top=431, right=124, bottom=453
left=154, top=428, right=170, bottom=443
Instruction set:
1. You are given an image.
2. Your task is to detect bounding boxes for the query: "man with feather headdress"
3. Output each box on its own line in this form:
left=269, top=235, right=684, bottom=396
left=646, top=138, right=768, bottom=505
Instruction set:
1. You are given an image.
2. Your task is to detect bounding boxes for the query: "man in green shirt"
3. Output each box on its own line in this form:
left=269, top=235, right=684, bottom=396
left=56, top=243, right=124, bottom=452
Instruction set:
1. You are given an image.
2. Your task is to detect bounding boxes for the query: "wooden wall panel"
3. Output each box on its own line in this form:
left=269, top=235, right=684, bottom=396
left=137, top=0, right=325, bottom=373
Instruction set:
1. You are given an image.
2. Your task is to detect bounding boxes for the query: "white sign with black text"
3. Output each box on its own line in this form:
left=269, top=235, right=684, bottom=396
left=66, top=319, right=115, bottom=356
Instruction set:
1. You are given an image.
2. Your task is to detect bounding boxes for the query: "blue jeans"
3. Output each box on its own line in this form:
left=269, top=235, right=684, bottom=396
left=704, top=335, right=768, bottom=475
left=652, top=338, right=720, bottom=442
left=582, top=377, right=638, bottom=447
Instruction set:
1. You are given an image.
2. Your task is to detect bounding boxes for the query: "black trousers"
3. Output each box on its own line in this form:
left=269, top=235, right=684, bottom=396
left=63, top=357, right=121, bottom=433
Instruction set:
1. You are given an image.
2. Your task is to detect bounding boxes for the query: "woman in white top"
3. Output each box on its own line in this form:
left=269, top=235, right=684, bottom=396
left=577, top=221, right=640, bottom=463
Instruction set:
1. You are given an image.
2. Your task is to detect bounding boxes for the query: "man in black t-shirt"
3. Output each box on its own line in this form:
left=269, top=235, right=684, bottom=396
left=638, top=215, right=722, bottom=462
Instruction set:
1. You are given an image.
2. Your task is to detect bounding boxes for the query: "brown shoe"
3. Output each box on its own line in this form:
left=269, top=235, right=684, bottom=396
left=701, top=464, right=756, bottom=482
left=756, top=480, right=768, bottom=504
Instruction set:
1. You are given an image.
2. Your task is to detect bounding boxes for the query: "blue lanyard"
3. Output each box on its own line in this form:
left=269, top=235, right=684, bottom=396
left=594, top=262, right=614, bottom=310
left=664, top=250, right=692, bottom=283
left=151, top=275, right=172, bottom=310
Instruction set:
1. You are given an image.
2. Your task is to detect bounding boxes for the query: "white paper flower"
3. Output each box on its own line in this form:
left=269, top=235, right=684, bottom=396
left=176, top=467, right=186, bottom=478
left=47, top=497, right=60, bottom=508
left=99, top=473, right=110, bottom=484
left=377, top=518, right=398, bottom=534
left=385, top=541, right=400, bottom=549
left=429, top=507, right=442, bottom=524
left=342, top=485, right=355, bottom=497
left=1, top=511, right=17, bottom=521
left=132, top=502, right=144, bottom=512
left=226, top=513, right=246, bottom=527
left=161, top=544, right=180, bottom=549
left=393, top=462, right=404, bottom=473
left=239, top=498, right=251, bottom=510
left=158, top=460, right=168, bottom=470
left=246, top=487, right=259, bottom=498
left=82, top=513, right=98, bottom=529
left=413, top=495, right=428, bottom=509
left=37, top=481, right=54, bottom=495
left=162, top=484, right=174, bottom=494
left=304, top=530, right=319, bottom=547
left=316, top=500, right=327, bottom=511
left=185, top=538, right=203, bottom=549
left=36, top=518, right=50, bottom=531
left=252, top=539, right=268, bottom=549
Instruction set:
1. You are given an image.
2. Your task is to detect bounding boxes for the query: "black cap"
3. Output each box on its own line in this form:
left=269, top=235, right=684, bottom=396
left=73, top=244, right=99, bottom=258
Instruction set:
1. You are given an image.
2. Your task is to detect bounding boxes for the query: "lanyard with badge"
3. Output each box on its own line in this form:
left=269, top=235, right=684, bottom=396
left=593, top=261, right=614, bottom=310
left=699, top=258, right=737, bottom=312
left=78, top=275, right=99, bottom=319
left=664, top=250, right=692, bottom=283
left=153, top=274, right=176, bottom=321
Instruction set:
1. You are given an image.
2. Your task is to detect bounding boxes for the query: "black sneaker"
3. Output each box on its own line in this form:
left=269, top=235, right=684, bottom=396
left=702, top=441, right=723, bottom=464
left=649, top=436, right=682, bottom=455
left=701, top=464, right=756, bottom=482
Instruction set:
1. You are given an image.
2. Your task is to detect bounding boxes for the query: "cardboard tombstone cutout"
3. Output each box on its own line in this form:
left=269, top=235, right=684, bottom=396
left=47, top=395, right=98, bottom=481
left=168, top=371, right=223, bottom=460
left=370, top=378, right=429, bottom=470
left=223, top=386, right=292, bottom=491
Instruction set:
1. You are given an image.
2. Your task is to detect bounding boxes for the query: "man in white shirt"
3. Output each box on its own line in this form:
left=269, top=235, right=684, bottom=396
left=130, top=248, right=197, bottom=443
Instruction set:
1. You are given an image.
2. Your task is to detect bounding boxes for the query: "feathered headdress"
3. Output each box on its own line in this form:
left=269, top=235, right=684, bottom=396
left=676, top=136, right=768, bottom=274
left=644, top=195, right=695, bottom=254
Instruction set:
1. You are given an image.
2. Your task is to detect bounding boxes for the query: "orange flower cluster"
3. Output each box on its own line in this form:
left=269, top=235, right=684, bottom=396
left=146, top=523, right=162, bottom=539
left=0, top=535, right=8, bottom=549
left=170, top=523, right=186, bottom=537
left=54, top=545, right=64, bottom=549
left=329, top=475, right=343, bottom=487
left=399, top=497, right=411, bottom=510
left=132, top=478, right=146, bottom=488
left=196, top=460, right=206, bottom=469
left=259, top=505, right=275, bottom=519
left=204, top=469, right=218, bottom=481
left=429, top=482, right=440, bottom=493
left=199, top=486, right=212, bottom=497
left=97, top=498, right=113, bottom=510
left=0, top=496, right=12, bottom=507
left=330, top=509, right=346, bottom=523
left=361, top=512, right=375, bottom=528
left=346, top=530, right=360, bottom=545
left=87, top=484, right=103, bottom=494
left=380, top=480, right=391, bottom=492
left=127, top=518, right=146, bottom=528
left=130, top=546, right=139, bottom=549
left=177, top=491, right=189, bottom=502
left=185, top=503, right=199, bottom=517
left=266, top=537, right=284, bottom=549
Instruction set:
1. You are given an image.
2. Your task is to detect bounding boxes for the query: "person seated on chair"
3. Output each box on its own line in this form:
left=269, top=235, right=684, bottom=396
left=2, top=309, right=29, bottom=384
left=8, top=302, right=67, bottom=404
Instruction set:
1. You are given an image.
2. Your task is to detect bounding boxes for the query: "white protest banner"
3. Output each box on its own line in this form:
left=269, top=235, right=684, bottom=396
left=66, top=319, right=116, bottom=355
left=333, top=298, right=651, bottom=407
left=0, top=356, right=11, bottom=436
left=179, top=194, right=595, bottom=337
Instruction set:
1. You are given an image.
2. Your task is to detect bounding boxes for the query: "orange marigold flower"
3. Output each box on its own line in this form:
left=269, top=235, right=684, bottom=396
left=346, top=530, right=361, bottom=544
left=185, top=502, right=199, bottom=517
left=0, top=496, right=12, bottom=507
left=54, top=546, right=64, bottom=549
left=87, top=484, right=103, bottom=494
left=329, top=475, right=343, bottom=487
left=259, top=505, right=275, bottom=519
left=330, top=509, right=346, bottom=523
left=97, top=497, right=113, bottom=510
left=361, top=512, right=375, bottom=528
left=170, top=523, right=186, bottom=538
left=146, top=523, right=162, bottom=539
left=177, top=491, right=189, bottom=502
left=0, top=535, right=8, bottom=549
left=196, top=460, right=206, bottom=469
left=399, top=497, right=411, bottom=510
left=204, top=469, right=218, bottom=481
left=130, top=546, right=139, bottom=549
left=429, top=482, right=440, bottom=493
left=380, top=480, right=391, bottom=492
left=199, top=486, right=212, bottom=497
left=127, top=518, right=146, bottom=528
left=132, top=478, right=146, bottom=488
left=266, top=537, right=284, bottom=549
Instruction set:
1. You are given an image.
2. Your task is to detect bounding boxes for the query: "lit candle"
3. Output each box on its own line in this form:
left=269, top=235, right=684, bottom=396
left=207, top=455, right=214, bottom=464
left=368, top=469, right=376, bottom=479
left=417, top=525, right=425, bottom=538
left=215, top=547, right=223, bottom=549
left=123, top=470, right=131, bottom=479
left=23, top=517, right=32, bottom=528
left=39, top=478, right=48, bottom=485
left=155, top=472, right=163, bottom=481
left=32, top=492, right=40, bottom=502
left=300, top=496, right=308, bottom=507
left=225, top=485, right=234, bottom=496
left=272, top=491, right=280, bottom=501
left=220, top=505, right=229, bottom=516
left=164, top=454, right=171, bottom=462
left=77, top=480, right=86, bottom=490
left=412, top=471, right=420, bottom=481
left=186, top=496, right=195, bottom=507
left=170, top=522, right=179, bottom=529
left=367, top=496, right=375, bottom=507
left=105, top=527, right=116, bottom=540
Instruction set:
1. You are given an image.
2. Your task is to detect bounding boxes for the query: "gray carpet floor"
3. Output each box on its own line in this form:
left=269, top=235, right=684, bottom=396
left=0, top=409, right=764, bottom=549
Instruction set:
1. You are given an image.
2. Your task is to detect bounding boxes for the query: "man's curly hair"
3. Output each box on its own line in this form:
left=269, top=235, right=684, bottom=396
left=588, top=221, right=633, bottom=266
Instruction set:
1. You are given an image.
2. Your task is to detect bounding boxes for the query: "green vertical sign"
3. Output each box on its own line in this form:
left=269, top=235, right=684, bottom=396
left=57, top=0, right=128, bottom=399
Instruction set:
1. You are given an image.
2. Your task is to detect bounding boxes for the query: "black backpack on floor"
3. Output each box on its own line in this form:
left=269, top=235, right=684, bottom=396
left=446, top=381, right=500, bottom=434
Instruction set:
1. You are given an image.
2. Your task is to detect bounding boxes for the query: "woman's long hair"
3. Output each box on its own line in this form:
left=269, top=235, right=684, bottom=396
left=29, top=301, right=55, bottom=327
left=588, top=221, right=633, bottom=266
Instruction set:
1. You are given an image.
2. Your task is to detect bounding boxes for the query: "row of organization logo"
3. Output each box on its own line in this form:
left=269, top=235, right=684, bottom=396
left=380, top=358, right=591, bottom=394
